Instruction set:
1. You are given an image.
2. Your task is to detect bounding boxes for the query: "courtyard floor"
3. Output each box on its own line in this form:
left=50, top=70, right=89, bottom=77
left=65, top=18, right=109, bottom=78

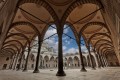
left=0, top=67, right=120, bottom=80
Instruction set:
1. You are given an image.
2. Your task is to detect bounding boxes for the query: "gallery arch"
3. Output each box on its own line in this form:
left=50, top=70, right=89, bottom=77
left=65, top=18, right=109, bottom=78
left=0, top=0, right=120, bottom=77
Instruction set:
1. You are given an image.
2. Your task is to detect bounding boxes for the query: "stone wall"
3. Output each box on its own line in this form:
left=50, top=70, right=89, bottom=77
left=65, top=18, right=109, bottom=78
left=0, top=56, right=11, bottom=70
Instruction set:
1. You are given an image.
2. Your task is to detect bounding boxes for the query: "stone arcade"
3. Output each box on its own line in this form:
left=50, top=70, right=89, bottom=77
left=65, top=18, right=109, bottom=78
left=0, top=0, right=120, bottom=80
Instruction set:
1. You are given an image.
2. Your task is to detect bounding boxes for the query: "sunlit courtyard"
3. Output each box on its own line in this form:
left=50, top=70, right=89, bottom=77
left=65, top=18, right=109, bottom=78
left=0, top=0, right=120, bottom=80
left=0, top=67, right=120, bottom=80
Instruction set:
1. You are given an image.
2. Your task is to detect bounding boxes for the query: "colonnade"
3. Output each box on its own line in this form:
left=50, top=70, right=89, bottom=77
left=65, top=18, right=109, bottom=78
left=0, top=0, right=118, bottom=77
left=1, top=22, right=116, bottom=76
left=8, top=50, right=109, bottom=74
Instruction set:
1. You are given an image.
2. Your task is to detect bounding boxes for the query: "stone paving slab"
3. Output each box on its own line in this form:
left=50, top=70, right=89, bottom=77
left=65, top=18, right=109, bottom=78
left=0, top=67, right=120, bottom=80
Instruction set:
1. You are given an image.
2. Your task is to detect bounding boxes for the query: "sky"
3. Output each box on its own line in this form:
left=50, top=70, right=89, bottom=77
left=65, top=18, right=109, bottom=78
left=43, top=24, right=88, bottom=54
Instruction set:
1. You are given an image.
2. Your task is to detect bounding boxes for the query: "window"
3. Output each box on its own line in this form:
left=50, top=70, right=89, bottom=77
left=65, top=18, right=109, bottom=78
left=6, top=57, right=9, bottom=61
left=2, top=64, right=7, bottom=69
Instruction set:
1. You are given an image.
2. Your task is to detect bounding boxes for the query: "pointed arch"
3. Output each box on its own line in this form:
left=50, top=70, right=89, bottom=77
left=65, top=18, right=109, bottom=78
left=61, top=0, right=103, bottom=23
left=1, top=48, right=16, bottom=55
left=65, top=22, right=79, bottom=41
left=103, top=49, right=115, bottom=55
left=9, top=21, right=41, bottom=38
left=50, top=56, right=54, bottom=61
left=88, top=33, right=112, bottom=45
left=3, top=40, right=24, bottom=51
left=74, top=56, right=79, bottom=67
left=97, top=43, right=114, bottom=54
left=4, top=33, right=30, bottom=44
left=79, top=22, right=111, bottom=35
left=0, top=49, right=15, bottom=56
left=94, top=39, right=112, bottom=49
left=2, top=44, right=20, bottom=53
left=100, top=47, right=114, bottom=54
left=18, top=0, right=58, bottom=21
left=96, top=43, right=113, bottom=50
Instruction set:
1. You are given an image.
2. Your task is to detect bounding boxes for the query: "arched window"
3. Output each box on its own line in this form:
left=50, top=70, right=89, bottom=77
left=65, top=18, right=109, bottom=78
left=6, top=57, right=9, bottom=61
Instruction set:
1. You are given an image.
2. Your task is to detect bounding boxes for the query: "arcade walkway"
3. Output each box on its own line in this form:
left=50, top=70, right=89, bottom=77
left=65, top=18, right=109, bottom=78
left=0, top=67, right=120, bottom=80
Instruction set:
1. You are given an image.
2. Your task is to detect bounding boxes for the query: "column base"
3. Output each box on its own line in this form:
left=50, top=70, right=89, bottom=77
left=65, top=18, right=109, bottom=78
left=33, top=69, right=40, bottom=73
left=22, top=69, right=27, bottom=72
left=102, top=66, right=104, bottom=68
left=13, top=68, right=15, bottom=70
left=9, top=67, right=12, bottom=69
left=56, top=71, right=66, bottom=76
left=98, top=66, right=101, bottom=69
left=91, top=67, right=96, bottom=70
left=16, top=69, right=20, bottom=71
left=80, top=68, right=87, bottom=72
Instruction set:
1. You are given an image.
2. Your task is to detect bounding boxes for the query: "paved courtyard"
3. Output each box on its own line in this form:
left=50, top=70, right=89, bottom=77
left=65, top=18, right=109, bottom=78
left=0, top=67, right=120, bottom=80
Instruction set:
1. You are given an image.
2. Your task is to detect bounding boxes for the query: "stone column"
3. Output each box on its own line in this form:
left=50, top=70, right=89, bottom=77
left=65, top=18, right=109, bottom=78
left=100, top=54, right=106, bottom=67
left=87, top=46, right=96, bottom=70
left=96, top=54, right=101, bottom=68
left=40, top=60, right=42, bottom=68
left=23, top=45, right=31, bottom=72
left=11, top=55, right=17, bottom=69
left=95, top=50, right=103, bottom=68
left=33, top=39, right=42, bottom=73
left=94, top=50, right=101, bottom=68
left=17, top=51, right=24, bottom=70
left=102, top=53, right=109, bottom=67
left=93, top=53, right=99, bottom=68
left=9, top=55, right=14, bottom=69
left=13, top=53, right=19, bottom=70
left=97, top=52, right=104, bottom=67
left=103, top=54, right=109, bottom=66
left=9, top=55, right=15, bottom=69
left=78, top=41, right=87, bottom=72
left=42, top=60, right=44, bottom=68
left=56, top=26, right=66, bottom=76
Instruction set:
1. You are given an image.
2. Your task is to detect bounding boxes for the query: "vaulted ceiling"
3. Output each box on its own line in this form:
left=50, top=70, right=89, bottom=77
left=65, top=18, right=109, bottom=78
left=0, top=0, right=115, bottom=57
